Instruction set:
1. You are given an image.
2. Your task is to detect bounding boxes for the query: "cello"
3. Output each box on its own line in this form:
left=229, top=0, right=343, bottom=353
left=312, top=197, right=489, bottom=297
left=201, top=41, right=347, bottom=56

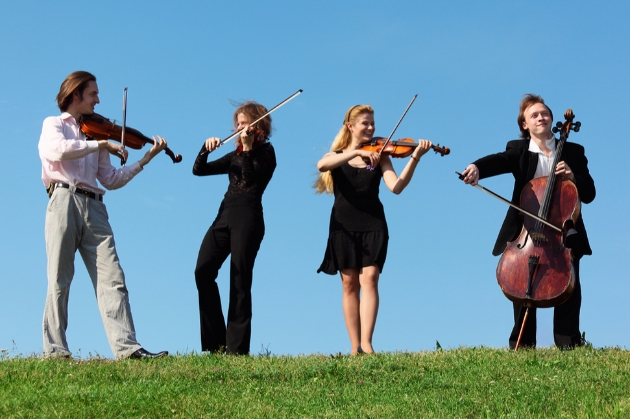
left=496, top=109, right=582, bottom=349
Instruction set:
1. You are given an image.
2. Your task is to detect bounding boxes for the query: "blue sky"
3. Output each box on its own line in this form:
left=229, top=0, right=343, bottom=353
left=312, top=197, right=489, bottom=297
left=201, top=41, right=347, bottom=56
left=1, top=0, right=628, bottom=358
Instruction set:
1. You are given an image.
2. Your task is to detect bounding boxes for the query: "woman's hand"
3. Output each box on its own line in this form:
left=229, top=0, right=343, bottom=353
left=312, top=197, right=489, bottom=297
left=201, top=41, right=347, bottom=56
left=240, top=126, right=255, bottom=151
left=357, top=149, right=380, bottom=168
left=411, top=139, right=432, bottom=161
left=204, top=137, right=221, bottom=153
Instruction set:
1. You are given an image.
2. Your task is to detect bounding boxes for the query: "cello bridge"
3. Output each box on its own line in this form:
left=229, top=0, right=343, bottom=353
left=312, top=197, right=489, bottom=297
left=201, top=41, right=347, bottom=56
left=531, top=232, right=548, bottom=242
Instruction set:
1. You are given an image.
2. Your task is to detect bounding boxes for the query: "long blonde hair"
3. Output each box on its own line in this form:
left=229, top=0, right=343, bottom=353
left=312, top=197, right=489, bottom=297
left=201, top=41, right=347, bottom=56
left=314, top=105, right=374, bottom=194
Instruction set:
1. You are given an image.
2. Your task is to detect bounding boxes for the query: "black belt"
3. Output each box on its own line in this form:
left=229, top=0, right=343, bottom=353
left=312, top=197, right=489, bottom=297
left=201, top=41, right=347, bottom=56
left=53, top=183, right=103, bottom=202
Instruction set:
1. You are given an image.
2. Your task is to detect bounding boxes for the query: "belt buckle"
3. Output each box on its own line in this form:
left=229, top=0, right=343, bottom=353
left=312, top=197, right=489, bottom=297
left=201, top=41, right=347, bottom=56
left=80, top=189, right=91, bottom=197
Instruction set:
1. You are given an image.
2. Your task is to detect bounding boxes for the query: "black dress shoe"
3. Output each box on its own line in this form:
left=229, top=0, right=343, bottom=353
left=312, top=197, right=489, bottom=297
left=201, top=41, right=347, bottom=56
left=129, top=348, right=168, bottom=359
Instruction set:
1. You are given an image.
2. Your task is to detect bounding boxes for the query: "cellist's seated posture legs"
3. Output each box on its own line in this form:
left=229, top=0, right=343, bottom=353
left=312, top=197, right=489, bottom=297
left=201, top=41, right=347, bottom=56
left=460, top=94, right=595, bottom=349
left=315, top=105, right=431, bottom=355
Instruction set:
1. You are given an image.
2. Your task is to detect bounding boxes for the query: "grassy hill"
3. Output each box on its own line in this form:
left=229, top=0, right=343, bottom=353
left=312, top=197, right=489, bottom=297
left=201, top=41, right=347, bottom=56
left=2, top=347, right=630, bottom=418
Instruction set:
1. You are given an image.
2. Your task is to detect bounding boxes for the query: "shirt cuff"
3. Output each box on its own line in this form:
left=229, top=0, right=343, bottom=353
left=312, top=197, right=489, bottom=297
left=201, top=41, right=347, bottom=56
left=128, top=161, right=143, bottom=175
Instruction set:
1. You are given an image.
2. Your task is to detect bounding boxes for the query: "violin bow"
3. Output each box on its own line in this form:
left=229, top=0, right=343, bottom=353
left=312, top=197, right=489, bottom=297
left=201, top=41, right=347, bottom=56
left=120, top=87, right=128, bottom=166
left=367, top=94, right=417, bottom=170
left=455, top=171, right=562, bottom=232
left=203, top=89, right=303, bottom=155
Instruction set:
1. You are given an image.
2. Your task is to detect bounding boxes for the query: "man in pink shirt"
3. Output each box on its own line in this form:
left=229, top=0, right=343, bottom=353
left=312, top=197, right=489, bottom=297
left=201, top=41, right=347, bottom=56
left=38, top=71, right=168, bottom=359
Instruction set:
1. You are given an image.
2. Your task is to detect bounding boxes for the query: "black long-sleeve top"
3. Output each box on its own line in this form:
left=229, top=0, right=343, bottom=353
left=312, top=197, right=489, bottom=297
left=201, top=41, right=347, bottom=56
left=193, top=142, right=277, bottom=211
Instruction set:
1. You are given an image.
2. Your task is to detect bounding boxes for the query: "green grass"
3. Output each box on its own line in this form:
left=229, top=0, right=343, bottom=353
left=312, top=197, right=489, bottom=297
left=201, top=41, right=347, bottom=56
left=2, top=347, right=630, bottom=418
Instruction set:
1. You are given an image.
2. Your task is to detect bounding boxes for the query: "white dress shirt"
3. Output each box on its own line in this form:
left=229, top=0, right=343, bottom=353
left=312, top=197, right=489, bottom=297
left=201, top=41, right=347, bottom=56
left=38, top=112, right=142, bottom=195
left=529, top=136, right=557, bottom=178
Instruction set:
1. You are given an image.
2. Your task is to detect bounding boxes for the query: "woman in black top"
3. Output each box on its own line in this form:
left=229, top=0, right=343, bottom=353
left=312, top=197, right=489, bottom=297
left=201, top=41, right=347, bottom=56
left=193, top=101, right=276, bottom=355
left=315, top=104, right=431, bottom=354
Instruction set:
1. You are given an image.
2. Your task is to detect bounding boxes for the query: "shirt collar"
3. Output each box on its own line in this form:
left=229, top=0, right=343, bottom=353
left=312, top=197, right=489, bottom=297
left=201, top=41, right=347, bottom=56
left=528, top=136, right=556, bottom=154
left=60, top=112, right=79, bottom=125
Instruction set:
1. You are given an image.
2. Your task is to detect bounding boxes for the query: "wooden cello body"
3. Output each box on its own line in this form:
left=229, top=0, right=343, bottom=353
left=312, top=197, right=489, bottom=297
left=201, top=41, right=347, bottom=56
left=496, top=175, right=580, bottom=308
left=496, top=109, right=582, bottom=312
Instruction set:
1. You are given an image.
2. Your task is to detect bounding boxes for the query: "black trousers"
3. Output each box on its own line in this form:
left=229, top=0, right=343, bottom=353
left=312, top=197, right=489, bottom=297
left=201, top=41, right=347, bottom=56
left=195, top=206, right=265, bottom=354
left=509, top=258, right=582, bottom=349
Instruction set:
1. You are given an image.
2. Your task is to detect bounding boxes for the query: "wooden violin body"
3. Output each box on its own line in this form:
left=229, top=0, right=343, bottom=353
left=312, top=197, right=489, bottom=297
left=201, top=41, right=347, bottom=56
left=80, top=113, right=182, bottom=163
left=235, top=125, right=267, bottom=154
left=360, top=138, right=450, bottom=157
left=497, top=175, right=580, bottom=308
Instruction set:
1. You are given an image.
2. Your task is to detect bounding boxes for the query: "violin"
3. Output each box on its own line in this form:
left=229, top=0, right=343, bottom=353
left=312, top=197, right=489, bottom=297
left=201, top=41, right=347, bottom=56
left=202, top=89, right=303, bottom=156
left=359, top=138, right=450, bottom=157
left=80, top=113, right=182, bottom=164
left=235, top=125, right=267, bottom=154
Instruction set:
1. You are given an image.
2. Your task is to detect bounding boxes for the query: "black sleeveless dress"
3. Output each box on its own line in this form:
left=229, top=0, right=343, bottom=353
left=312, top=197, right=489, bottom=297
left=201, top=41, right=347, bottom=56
left=317, top=160, right=389, bottom=275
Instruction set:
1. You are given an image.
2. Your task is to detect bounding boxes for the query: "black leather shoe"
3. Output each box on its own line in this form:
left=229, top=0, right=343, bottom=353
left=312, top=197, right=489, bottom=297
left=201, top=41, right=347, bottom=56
left=129, top=348, right=168, bottom=359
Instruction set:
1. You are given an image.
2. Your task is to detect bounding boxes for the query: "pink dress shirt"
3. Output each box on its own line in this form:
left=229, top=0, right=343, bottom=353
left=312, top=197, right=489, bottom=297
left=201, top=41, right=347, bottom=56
left=38, top=112, right=143, bottom=195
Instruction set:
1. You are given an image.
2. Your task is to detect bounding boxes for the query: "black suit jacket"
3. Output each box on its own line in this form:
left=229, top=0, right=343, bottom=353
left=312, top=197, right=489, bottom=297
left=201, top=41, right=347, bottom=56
left=473, top=138, right=595, bottom=257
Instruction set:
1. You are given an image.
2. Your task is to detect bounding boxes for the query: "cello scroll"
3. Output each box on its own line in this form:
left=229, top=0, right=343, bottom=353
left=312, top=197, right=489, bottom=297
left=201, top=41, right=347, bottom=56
left=552, top=109, right=581, bottom=138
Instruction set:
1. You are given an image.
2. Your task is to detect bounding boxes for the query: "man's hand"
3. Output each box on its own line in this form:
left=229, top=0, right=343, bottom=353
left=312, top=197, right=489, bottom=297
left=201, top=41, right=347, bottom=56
left=461, top=164, right=480, bottom=185
left=98, top=140, right=129, bottom=163
left=556, top=161, right=576, bottom=182
left=138, top=136, right=168, bottom=168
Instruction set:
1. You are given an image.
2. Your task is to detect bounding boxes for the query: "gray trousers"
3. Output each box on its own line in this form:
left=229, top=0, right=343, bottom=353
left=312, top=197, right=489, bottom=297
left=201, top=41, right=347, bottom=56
left=42, top=187, right=141, bottom=359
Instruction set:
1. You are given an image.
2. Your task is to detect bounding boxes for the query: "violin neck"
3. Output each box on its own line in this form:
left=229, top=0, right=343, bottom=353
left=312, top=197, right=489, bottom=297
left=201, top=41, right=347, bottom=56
left=389, top=139, right=418, bottom=147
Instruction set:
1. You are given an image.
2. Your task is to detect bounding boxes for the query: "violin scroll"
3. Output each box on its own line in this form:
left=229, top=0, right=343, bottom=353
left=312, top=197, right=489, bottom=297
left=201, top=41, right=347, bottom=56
left=432, top=144, right=450, bottom=156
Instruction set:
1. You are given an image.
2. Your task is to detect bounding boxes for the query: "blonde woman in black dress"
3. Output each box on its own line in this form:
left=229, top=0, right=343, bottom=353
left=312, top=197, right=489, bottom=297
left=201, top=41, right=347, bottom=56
left=315, top=104, right=431, bottom=354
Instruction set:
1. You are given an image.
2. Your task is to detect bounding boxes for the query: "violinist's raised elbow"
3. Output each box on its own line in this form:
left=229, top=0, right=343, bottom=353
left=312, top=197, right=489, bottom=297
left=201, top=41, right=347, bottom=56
left=317, top=153, right=337, bottom=172
left=192, top=162, right=205, bottom=176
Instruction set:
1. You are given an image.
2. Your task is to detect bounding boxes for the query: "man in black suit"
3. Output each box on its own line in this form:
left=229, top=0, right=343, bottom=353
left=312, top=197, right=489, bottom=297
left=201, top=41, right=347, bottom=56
left=460, top=94, right=595, bottom=349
